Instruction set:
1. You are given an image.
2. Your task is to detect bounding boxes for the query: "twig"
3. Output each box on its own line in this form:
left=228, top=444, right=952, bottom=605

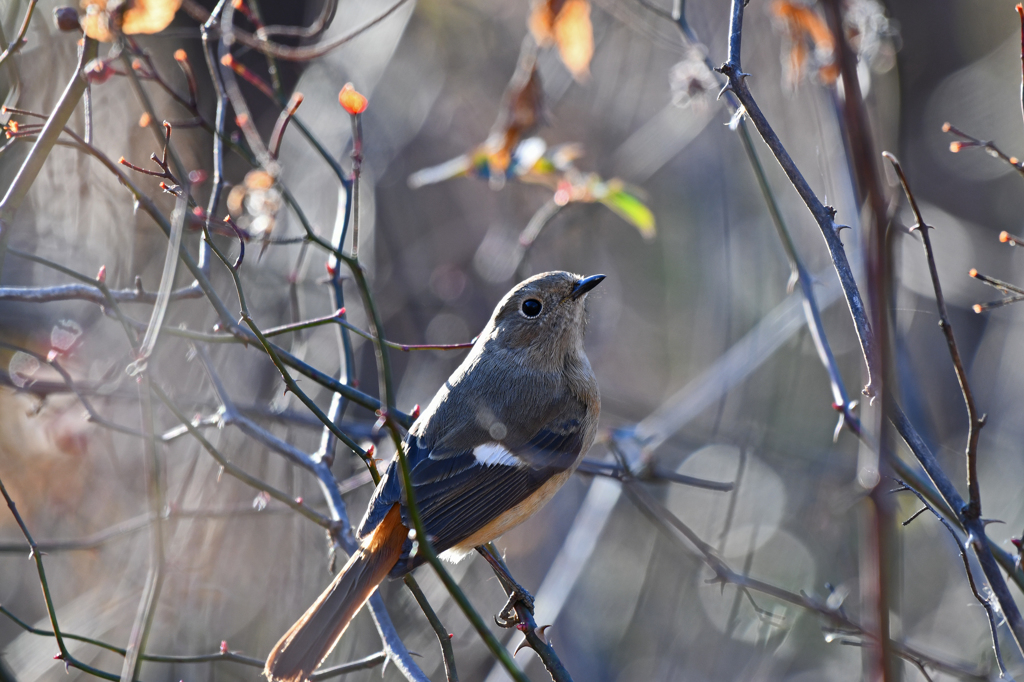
left=343, top=89, right=364, bottom=260
left=181, top=0, right=412, bottom=62
left=0, top=475, right=126, bottom=681
left=0, top=0, right=38, bottom=68
left=884, top=153, right=985, bottom=520
left=151, top=383, right=333, bottom=528
left=0, top=37, right=97, bottom=276
left=199, top=7, right=227, bottom=275
left=892, top=479, right=1007, bottom=675
left=254, top=0, right=337, bottom=41
left=404, top=575, right=460, bottom=681
left=1017, top=4, right=1024, bottom=136
left=942, top=122, right=1024, bottom=179
left=219, top=3, right=277, bottom=172
left=119, top=376, right=166, bottom=682
left=382, top=412, right=531, bottom=682
left=479, top=543, right=574, bottom=682
left=639, top=0, right=861, bottom=440
left=0, top=281, right=203, bottom=305
left=270, top=92, right=303, bottom=159
left=575, top=458, right=735, bottom=491
left=715, top=1, right=877, bottom=399
left=969, top=268, right=1024, bottom=297
left=621, top=475, right=986, bottom=681
left=711, top=0, right=1024, bottom=665
left=0, top=604, right=386, bottom=678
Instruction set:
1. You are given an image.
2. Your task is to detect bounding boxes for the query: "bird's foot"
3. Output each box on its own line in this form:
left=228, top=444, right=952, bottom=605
left=494, top=586, right=535, bottom=628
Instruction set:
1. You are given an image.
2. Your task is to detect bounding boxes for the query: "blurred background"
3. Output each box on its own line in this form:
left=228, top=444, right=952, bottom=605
left=2, top=0, right=1024, bottom=680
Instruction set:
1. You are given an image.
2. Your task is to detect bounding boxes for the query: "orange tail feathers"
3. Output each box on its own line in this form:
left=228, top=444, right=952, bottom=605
left=264, top=505, right=407, bottom=682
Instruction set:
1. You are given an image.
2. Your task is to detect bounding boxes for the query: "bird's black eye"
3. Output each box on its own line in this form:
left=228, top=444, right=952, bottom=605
left=521, top=299, right=542, bottom=317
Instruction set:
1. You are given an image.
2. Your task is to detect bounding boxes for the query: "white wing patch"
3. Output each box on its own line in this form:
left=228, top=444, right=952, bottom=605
left=473, top=442, right=521, bottom=467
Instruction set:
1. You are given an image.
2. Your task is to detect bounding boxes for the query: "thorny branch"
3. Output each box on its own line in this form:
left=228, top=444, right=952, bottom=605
left=712, top=0, right=1024, bottom=665
left=715, top=0, right=877, bottom=400
left=2, top=3, right=1019, bottom=682
left=0, top=0, right=38, bottom=69
left=891, top=479, right=1007, bottom=676
left=616, top=467, right=986, bottom=682
left=883, top=153, right=985, bottom=519
left=180, top=0, right=413, bottom=63
left=639, top=0, right=861, bottom=441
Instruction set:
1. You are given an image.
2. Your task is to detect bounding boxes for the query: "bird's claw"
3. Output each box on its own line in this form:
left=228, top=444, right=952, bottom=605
left=494, top=586, right=535, bottom=628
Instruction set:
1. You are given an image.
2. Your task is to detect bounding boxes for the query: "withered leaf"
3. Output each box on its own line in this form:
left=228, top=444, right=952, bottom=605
left=529, top=0, right=593, bottom=82
left=80, top=0, right=181, bottom=42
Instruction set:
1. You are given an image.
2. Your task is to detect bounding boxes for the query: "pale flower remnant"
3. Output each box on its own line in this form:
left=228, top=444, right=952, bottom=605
left=669, top=47, right=718, bottom=110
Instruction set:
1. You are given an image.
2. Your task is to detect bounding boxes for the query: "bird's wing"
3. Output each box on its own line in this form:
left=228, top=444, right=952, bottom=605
left=356, top=395, right=592, bottom=573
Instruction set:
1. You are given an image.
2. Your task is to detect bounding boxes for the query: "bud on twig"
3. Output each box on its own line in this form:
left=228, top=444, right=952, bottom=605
left=53, top=7, right=81, bottom=32
left=339, top=83, right=368, bottom=115
left=84, top=58, right=114, bottom=85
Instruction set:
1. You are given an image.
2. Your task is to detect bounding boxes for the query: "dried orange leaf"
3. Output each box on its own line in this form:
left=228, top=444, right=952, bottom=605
left=769, top=0, right=836, bottom=87
left=553, top=0, right=592, bottom=81
left=122, top=0, right=180, bottom=35
left=529, top=0, right=593, bottom=82
left=79, top=0, right=180, bottom=41
left=529, top=0, right=560, bottom=44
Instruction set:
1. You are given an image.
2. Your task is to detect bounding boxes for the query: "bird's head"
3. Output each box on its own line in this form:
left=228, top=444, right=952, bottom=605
left=482, top=271, right=605, bottom=368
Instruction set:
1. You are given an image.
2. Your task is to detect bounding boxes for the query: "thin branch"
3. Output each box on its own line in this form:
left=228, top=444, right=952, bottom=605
left=891, top=479, right=1007, bottom=675
left=0, top=604, right=386, bottom=678
left=478, top=543, right=573, bottom=682
left=969, top=268, right=1024, bottom=297
left=270, top=91, right=303, bottom=159
left=621, top=475, right=987, bottom=681
left=151, top=383, right=333, bottom=528
left=1017, top=4, right=1024, bottom=135
left=575, top=458, right=734, bottom=491
left=884, top=153, right=985, bottom=519
left=404, top=575, right=460, bottom=682
left=118, top=376, right=166, bottom=682
left=0, top=0, right=38, bottom=68
left=181, top=0, right=412, bottom=62
left=254, top=0, right=337, bottom=41
left=0, top=37, right=97, bottom=276
left=218, top=3, right=276, bottom=172
left=0, top=475, right=127, bottom=681
left=639, top=0, right=861, bottom=440
left=715, top=3, right=877, bottom=399
left=0, top=281, right=203, bottom=305
left=942, top=122, right=1024, bottom=179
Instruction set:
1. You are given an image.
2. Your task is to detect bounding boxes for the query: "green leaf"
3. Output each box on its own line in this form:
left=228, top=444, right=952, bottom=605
left=600, top=189, right=656, bottom=239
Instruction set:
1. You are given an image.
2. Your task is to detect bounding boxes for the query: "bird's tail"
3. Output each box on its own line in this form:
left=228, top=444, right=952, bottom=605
left=264, top=505, right=407, bottom=682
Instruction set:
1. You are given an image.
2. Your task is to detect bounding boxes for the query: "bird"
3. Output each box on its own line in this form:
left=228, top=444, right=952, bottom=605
left=264, top=270, right=605, bottom=682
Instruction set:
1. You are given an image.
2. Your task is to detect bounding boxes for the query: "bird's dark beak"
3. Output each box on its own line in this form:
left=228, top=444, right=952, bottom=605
left=572, top=274, right=606, bottom=300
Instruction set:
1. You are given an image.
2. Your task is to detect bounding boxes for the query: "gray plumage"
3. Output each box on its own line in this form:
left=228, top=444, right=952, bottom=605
left=266, top=270, right=603, bottom=682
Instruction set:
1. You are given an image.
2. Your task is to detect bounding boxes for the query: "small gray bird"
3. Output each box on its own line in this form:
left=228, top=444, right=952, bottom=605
left=265, top=270, right=604, bottom=682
